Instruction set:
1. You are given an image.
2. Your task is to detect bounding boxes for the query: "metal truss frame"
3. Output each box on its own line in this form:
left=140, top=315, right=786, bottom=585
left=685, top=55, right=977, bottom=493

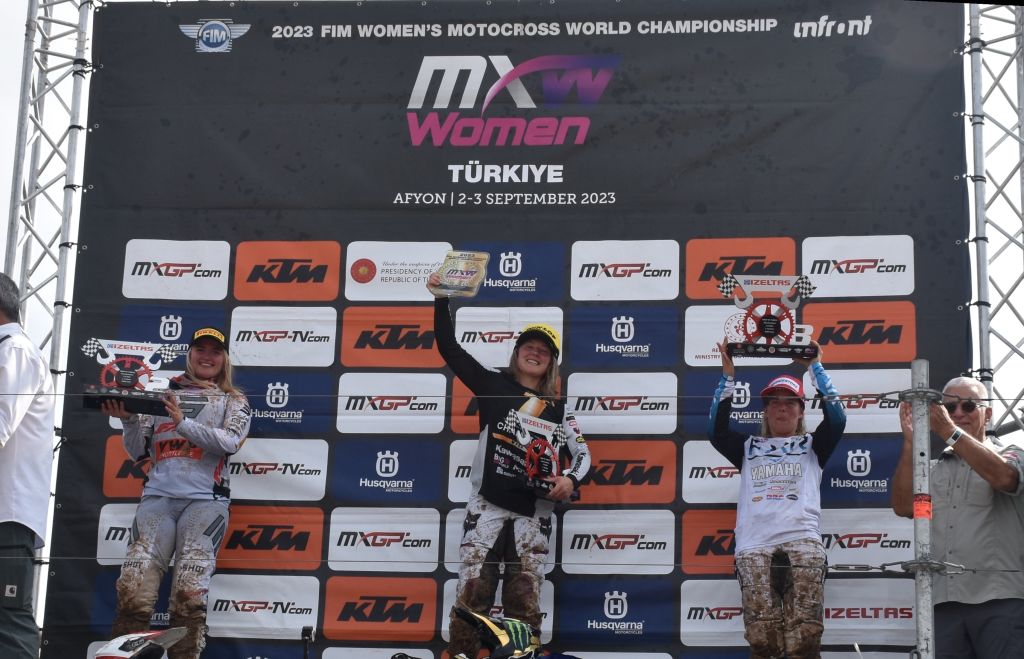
left=967, top=5, right=1024, bottom=439
left=2, top=2, right=1022, bottom=427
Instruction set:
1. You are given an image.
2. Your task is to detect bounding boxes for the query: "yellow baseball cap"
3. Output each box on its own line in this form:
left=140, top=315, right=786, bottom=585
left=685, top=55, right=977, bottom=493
left=190, top=326, right=228, bottom=352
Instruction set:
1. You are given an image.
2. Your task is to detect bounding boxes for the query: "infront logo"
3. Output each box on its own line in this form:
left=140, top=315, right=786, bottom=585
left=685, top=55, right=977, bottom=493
left=234, top=241, right=341, bottom=301
left=793, top=14, right=872, bottom=38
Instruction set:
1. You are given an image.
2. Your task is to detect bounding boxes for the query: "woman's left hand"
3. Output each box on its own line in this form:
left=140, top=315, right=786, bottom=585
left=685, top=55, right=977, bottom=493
left=164, top=393, right=184, bottom=426
left=544, top=476, right=575, bottom=501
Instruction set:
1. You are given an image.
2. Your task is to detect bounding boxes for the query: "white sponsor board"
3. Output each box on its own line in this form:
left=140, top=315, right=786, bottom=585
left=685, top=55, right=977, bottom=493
left=447, top=439, right=476, bottom=503
left=443, top=508, right=556, bottom=575
left=328, top=507, right=440, bottom=572
left=680, top=578, right=915, bottom=646
left=454, top=306, right=563, bottom=367
left=323, top=650, right=436, bottom=659
left=229, top=306, right=336, bottom=367
left=207, top=574, right=320, bottom=639
left=681, top=441, right=741, bottom=504
left=820, top=508, right=913, bottom=567
left=441, top=578, right=554, bottom=643
left=96, top=503, right=138, bottom=566
left=344, top=240, right=450, bottom=301
left=229, top=438, right=328, bottom=501
left=336, top=372, right=446, bottom=434
left=803, top=368, right=909, bottom=433
left=122, top=239, right=229, bottom=300
left=567, top=372, right=678, bottom=435
left=561, top=509, right=675, bottom=575
left=571, top=240, right=680, bottom=300
left=803, top=235, right=915, bottom=297
left=684, top=305, right=794, bottom=366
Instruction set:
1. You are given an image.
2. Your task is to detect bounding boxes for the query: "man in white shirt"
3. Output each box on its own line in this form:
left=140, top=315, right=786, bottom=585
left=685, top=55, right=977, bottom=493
left=0, top=272, right=55, bottom=659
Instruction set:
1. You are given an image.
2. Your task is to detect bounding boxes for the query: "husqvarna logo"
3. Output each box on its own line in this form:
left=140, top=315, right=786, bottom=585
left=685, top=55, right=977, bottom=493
left=159, top=315, right=182, bottom=341
left=500, top=252, right=523, bottom=277
left=604, top=590, right=628, bottom=619
left=376, top=451, right=399, bottom=478
left=733, top=381, right=751, bottom=409
left=611, top=316, right=634, bottom=343
left=179, top=19, right=251, bottom=53
left=266, top=382, right=289, bottom=409
left=847, top=449, right=871, bottom=477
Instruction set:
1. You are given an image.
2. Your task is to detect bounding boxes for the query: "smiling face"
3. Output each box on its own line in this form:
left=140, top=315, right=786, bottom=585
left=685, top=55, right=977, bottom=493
left=188, top=337, right=227, bottom=382
left=764, top=391, right=805, bottom=437
left=514, top=338, right=553, bottom=389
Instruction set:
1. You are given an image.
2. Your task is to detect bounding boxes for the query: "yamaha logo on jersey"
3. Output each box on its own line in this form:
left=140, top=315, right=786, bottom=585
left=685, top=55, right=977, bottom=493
left=499, top=252, right=522, bottom=277
left=179, top=19, right=251, bottom=53
left=604, top=591, right=628, bottom=619
left=159, top=315, right=182, bottom=341
left=376, top=451, right=399, bottom=478
left=265, top=382, right=289, bottom=409
left=847, top=449, right=871, bottom=476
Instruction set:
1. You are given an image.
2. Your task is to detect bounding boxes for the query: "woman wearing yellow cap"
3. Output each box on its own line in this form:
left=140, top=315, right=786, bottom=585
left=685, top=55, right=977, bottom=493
left=427, top=272, right=591, bottom=659
left=100, top=327, right=251, bottom=659
left=708, top=339, right=845, bottom=659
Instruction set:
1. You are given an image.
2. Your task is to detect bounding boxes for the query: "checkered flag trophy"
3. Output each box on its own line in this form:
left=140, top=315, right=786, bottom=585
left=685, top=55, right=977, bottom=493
left=718, top=273, right=817, bottom=358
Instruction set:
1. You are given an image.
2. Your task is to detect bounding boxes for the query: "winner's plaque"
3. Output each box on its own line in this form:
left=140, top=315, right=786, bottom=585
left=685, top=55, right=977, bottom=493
left=718, top=273, right=818, bottom=358
left=428, top=250, right=489, bottom=298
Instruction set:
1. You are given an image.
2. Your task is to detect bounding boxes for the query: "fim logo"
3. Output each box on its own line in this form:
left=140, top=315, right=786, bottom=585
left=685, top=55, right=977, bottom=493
left=611, top=316, right=634, bottom=343
left=180, top=19, right=251, bottom=53
left=500, top=252, right=523, bottom=277
left=376, top=450, right=399, bottom=478
left=847, top=449, right=871, bottom=477
left=265, top=382, right=290, bottom=409
left=159, top=315, right=182, bottom=341
left=604, top=591, right=628, bottom=620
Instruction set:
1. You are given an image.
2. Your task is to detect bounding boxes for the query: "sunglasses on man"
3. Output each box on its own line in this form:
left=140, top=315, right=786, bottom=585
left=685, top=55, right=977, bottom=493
left=942, top=400, right=986, bottom=414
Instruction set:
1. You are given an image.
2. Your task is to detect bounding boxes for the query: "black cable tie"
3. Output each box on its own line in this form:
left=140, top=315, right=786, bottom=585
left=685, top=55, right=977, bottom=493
left=967, top=235, right=989, bottom=243
left=69, top=124, right=85, bottom=131
left=967, top=174, right=987, bottom=183
left=53, top=300, right=71, bottom=309
left=971, top=300, right=992, bottom=308
left=63, top=183, right=81, bottom=191
left=962, top=37, right=986, bottom=55
left=58, top=241, right=76, bottom=248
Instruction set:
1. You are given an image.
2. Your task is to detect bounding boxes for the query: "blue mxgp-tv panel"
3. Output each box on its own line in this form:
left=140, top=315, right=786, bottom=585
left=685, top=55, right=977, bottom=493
left=568, top=305, right=679, bottom=369
left=462, top=241, right=565, bottom=302
left=555, top=576, right=677, bottom=649
left=117, top=304, right=228, bottom=369
left=234, top=370, right=336, bottom=436
left=821, top=435, right=902, bottom=507
left=682, top=369, right=791, bottom=435
left=330, top=437, right=446, bottom=505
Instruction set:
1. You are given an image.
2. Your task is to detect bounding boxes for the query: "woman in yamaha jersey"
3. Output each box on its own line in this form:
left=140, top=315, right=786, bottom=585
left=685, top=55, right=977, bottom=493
left=708, top=340, right=845, bottom=659
left=427, top=272, right=591, bottom=659
left=102, top=327, right=251, bottom=659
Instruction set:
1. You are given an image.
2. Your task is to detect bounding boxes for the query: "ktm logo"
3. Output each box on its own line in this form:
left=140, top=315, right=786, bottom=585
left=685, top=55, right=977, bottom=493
left=103, top=436, right=149, bottom=498
left=450, top=378, right=480, bottom=434
left=323, top=577, right=436, bottom=641
left=698, top=255, right=783, bottom=282
left=217, top=507, right=323, bottom=571
left=342, top=307, right=442, bottom=368
left=577, top=441, right=676, bottom=504
left=234, top=241, right=340, bottom=301
left=686, top=237, right=795, bottom=300
left=682, top=510, right=738, bottom=575
left=803, top=301, right=916, bottom=363
left=247, top=258, right=328, bottom=284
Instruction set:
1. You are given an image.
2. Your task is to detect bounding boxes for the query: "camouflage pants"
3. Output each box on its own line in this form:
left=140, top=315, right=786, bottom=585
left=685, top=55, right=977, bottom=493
left=448, top=494, right=551, bottom=658
left=735, top=538, right=826, bottom=659
left=111, top=496, right=228, bottom=659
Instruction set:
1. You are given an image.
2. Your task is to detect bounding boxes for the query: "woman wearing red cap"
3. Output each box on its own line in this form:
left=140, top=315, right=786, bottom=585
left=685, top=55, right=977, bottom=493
left=427, top=272, right=591, bottom=659
left=708, top=340, right=846, bottom=659
left=101, top=327, right=251, bottom=659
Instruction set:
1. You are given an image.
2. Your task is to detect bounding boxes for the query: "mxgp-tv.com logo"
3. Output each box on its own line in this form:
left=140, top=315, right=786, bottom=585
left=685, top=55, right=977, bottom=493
left=406, top=54, right=620, bottom=147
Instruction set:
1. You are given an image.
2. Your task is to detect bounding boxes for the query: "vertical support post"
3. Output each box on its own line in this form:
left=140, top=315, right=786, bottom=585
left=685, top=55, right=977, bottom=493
left=968, top=4, right=993, bottom=399
left=5, top=0, right=40, bottom=275
left=910, top=358, right=935, bottom=659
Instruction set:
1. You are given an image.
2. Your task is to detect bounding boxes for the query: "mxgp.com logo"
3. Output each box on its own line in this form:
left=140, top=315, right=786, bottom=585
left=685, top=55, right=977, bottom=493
left=406, top=54, right=620, bottom=147
left=130, top=262, right=221, bottom=278
left=579, top=263, right=672, bottom=278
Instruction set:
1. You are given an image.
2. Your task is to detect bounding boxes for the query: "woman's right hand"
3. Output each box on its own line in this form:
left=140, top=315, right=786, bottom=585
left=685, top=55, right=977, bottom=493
left=100, top=399, right=133, bottom=420
left=426, top=271, right=445, bottom=297
left=717, top=339, right=735, bottom=377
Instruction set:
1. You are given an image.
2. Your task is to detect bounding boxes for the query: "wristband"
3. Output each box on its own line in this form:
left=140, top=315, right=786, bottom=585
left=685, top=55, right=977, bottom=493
left=946, top=427, right=964, bottom=447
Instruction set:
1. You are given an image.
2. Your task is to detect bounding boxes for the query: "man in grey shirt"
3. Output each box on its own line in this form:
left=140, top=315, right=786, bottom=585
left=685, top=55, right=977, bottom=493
left=892, top=376, right=1024, bottom=658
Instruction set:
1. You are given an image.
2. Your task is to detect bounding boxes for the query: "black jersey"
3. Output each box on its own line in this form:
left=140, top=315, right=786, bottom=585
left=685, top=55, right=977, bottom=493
left=435, top=298, right=590, bottom=516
